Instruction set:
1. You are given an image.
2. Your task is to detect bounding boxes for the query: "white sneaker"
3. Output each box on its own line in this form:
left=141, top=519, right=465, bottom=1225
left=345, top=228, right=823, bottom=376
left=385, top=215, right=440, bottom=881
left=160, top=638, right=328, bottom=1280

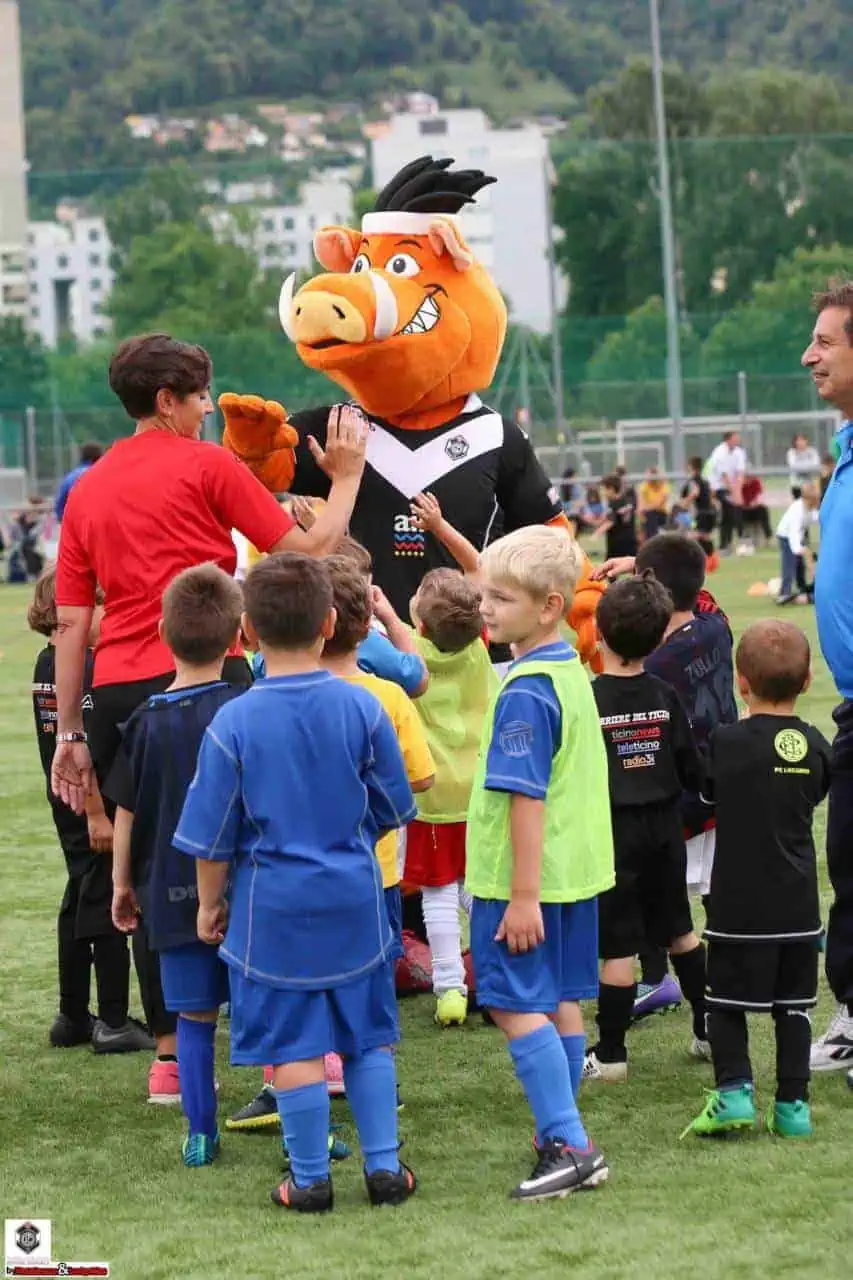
left=689, top=1036, right=713, bottom=1062
left=810, top=1005, right=853, bottom=1072
left=583, top=1051, right=628, bottom=1083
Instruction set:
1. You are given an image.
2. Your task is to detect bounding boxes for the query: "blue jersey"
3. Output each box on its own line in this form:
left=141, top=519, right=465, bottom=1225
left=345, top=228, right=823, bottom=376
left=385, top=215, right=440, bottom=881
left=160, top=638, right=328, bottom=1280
left=484, top=641, right=574, bottom=799
left=173, top=672, right=416, bottom=990
left=103, top=682, right=244, bottom=950
left=644, top=610, right=737, bottom=835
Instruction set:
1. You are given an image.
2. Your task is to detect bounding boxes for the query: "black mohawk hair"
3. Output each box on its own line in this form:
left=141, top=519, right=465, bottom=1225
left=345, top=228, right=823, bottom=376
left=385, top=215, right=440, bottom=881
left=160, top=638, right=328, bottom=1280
left=373, top=155, right=497, bottom=214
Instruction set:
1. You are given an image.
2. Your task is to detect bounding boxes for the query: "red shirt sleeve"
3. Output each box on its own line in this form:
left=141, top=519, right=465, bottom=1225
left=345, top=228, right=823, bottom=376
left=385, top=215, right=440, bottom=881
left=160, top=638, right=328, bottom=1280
left=55, top=495, right=97, bottom=608
left=203, top=447, right=295, bottom=551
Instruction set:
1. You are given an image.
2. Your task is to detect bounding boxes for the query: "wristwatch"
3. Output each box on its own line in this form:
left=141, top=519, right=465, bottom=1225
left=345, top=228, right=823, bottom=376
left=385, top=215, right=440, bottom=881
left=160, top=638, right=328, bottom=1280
left=57, top=731, right=88, bottom=744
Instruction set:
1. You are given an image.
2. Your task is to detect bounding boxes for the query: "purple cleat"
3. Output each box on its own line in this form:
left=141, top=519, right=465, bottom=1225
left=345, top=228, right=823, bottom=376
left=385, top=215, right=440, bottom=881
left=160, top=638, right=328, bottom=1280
left=633, top=973, right=682, bottom=1020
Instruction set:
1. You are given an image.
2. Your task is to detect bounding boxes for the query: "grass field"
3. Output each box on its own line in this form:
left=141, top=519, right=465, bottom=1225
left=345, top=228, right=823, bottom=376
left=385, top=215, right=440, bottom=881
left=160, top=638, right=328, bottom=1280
left=1, top=549, right=851, bottom=1280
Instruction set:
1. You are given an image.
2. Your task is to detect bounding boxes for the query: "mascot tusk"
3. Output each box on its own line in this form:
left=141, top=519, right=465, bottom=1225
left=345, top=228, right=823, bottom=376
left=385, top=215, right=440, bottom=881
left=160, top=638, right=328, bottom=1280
left=278, top=273, right=297, bottom=342
left=369, top=271, right=399, bottom=341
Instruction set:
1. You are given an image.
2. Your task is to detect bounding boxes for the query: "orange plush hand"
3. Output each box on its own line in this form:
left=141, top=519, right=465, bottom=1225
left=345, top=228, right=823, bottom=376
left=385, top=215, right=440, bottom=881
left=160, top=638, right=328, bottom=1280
left=567, top=556, right=606, bottom=674
left=219, top=393, right=299, bottom=494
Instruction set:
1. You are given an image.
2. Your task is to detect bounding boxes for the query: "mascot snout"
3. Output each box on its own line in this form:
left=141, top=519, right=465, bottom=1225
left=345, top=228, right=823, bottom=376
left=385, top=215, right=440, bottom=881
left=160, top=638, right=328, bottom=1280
left=279, top=271, right=398, bottom=347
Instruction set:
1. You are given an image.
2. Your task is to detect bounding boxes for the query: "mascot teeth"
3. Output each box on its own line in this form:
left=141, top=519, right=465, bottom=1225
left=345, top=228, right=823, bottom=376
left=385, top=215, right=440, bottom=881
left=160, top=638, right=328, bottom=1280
left=401, top=294, right=440, bottom=336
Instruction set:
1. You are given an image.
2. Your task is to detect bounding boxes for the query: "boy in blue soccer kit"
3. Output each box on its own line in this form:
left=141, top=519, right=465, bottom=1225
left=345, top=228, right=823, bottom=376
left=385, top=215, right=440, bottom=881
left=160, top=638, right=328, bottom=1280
left=467, top=526, right=614, bottom=1201
left=105, top=564, right=246, bottom=1161
left=174, top=553, right=418, bottom=1213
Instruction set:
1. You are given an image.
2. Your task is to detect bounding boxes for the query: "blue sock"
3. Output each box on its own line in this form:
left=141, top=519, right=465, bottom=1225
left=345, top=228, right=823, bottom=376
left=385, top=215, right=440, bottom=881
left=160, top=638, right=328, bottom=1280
left=343, top=1048, right=400, bottom=1176
left=274, top=1082, right=330, bottom=1188
left=561, top=1034, right=586, bottom=1099
left=176, top=1016, right=217, bottom=1142
left=509, top=1023, right=588, bottom=1150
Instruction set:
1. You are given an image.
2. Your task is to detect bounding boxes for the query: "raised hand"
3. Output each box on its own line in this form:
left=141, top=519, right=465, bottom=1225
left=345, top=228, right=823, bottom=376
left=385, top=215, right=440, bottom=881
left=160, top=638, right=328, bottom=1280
left=307, top=404, right=368, bottom=482
left=410, top=491, right=442, bottom=533
left=219, top=393, right=299, bottom=493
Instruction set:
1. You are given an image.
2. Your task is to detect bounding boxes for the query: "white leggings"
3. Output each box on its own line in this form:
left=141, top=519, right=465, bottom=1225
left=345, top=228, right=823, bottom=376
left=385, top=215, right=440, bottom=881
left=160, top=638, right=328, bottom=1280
left=422, top=881, right=473, bottom=996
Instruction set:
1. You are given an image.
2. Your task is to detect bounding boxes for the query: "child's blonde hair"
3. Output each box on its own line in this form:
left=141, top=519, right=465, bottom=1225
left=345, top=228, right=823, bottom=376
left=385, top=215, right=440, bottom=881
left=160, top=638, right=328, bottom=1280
left=480, top=526, right=584, bottom=605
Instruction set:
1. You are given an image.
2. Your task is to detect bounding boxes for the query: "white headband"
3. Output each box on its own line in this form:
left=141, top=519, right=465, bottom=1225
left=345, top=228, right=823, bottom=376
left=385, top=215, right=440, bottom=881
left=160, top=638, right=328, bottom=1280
left=360, top=211, right=461, bottom=236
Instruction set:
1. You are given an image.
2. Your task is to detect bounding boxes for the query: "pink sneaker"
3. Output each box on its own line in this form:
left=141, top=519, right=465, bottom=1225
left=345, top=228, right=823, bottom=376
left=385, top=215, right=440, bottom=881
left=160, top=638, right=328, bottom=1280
left=263, top=1065, right=274, bottom=1086
left=148, top=1057, right=181, bottom=1106
left=324, top=1052, right=345, bottom=1097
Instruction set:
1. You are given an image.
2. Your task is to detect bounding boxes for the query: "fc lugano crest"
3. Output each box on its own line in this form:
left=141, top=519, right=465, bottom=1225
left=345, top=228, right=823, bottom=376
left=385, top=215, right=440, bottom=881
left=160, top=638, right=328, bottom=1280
left=15, top=1223, right=41, bottom=1255
left=444, top=435, right=469, bottom=461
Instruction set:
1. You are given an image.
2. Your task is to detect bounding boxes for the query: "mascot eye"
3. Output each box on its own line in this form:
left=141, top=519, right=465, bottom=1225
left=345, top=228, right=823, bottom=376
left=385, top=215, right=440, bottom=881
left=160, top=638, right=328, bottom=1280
left=384, top=252, right=421, bottom=278
left=351, top=254, right=371, bottom=274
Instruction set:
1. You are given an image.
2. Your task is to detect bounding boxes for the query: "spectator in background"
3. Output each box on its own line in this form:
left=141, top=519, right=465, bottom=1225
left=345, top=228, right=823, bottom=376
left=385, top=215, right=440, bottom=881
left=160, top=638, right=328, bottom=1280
left=681, top=456, right=717, bottom=555
left=786, top=433, right=822, bottom=499
left=595, top=473, right=638, bottom=560
left=775, top=482, right=820, bottom=605
left=740, top=471, right=772, bottom=545
left=706, top=430, right=747, bottom=553
left=637, top=466, right=671, bottom=542
left=821, top=453, right=836, bottom=501
left=55, top=443, right=104, bottom=522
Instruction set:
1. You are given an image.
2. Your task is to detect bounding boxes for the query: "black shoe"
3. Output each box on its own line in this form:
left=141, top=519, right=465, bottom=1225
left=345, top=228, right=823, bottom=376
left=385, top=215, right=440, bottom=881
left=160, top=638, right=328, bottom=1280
left=225, top=1085, right=280, bottom=1132
left=364, top=1161, right=417, bottom=1206
left=91, top=1016, right=156, bottom=1054
left=270, top=1177, right=333, bottom=1213
left=50, top=1012, right=95, bottom=1047
left=510, top=1139, right=609, bottom=1202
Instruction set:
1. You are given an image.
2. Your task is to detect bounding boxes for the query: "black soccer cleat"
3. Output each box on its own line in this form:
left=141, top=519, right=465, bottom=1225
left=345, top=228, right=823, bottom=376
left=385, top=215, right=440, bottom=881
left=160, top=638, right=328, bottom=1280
left=91, top=1016, right=156, bottom=1054
left=510, top=1139, right=609, bottom=1202
left=226, top=1085, right=280, bottom=1132
left=364, top=1161, right=417, bottom=1206
left=50, top=1012, right=95, bottom=1048
left=270, top=1177, right=334, bottom=1214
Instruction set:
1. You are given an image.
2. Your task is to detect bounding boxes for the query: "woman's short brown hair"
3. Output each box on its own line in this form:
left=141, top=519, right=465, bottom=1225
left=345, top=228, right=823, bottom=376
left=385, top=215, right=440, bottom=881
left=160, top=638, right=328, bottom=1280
left=417, top=569, right=483, bottom=653
left=28, top=563, right=57, bottom=636
left=109, top=334, right=213, bottom=420
left=323, top=555, right=372, bottom=657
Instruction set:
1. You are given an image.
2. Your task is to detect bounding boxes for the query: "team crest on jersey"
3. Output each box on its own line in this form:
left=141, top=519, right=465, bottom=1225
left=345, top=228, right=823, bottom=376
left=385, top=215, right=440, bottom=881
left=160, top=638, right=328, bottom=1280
left=444, top=434, right=470, bottom=462
left=393, top=514, right=425, bottom=558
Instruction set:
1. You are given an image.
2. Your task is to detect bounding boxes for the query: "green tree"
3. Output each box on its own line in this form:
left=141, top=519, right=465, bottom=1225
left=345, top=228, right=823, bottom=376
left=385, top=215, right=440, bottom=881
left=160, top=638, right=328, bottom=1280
left=701, top=244, right=853, bottom=382
left=579, top=296, right=701, bottom=419
left=107, top=220, right=278, bottom=338
left=0, top=319, right=49, bottom=407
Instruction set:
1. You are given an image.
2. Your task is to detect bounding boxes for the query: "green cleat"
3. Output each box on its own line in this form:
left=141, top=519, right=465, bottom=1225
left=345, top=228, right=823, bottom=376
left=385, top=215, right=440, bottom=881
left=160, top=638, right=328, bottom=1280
left=182, top=1130, right=221, bottom=1167
left=282, top=1125, right=351, bottom=1169
left=681, top=1085, right=756, bottom=1139
left=435, top=989, right=468, bottom=1028
left=767, top=1100, right=812, bottom=1138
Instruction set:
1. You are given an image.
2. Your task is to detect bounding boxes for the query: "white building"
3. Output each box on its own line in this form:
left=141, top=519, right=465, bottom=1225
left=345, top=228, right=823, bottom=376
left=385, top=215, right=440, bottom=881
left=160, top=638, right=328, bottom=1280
left=211, top=174, right=353, bottom=275
left=27, top=214, right=114, bottom=347
left=0, top=1, right=29, bottom=323
left=370, top=109, right=563, bottom=334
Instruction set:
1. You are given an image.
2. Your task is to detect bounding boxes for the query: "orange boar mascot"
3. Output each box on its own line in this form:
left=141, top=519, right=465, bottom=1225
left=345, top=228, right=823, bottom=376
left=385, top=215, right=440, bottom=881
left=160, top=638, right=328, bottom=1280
left=219, top=156, right=603, bottom=663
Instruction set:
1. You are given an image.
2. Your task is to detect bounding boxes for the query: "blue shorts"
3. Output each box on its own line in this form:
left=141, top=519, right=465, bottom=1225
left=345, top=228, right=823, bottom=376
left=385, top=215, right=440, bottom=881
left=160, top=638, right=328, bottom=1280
left=159, top=940, right=231, bottom=1014
left=228, top=961, right=400, bottom=1065
left=470, top=897, right=599, bottom=1013
left=385, top=885, right=403, bottom=961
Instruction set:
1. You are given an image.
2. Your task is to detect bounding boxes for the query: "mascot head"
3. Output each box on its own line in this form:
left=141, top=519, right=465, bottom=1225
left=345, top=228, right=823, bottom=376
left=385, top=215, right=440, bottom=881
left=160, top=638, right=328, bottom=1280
left=279, top=156, right=508, bottom=423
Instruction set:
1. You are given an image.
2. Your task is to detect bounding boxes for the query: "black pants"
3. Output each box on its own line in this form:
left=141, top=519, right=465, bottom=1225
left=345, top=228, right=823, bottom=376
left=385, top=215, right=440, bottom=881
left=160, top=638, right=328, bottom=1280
left=827, top=701, right=853, bottom=1006
left=709, top=1007, right=811, bottom=1103
left=742, top=505, right=772, bottom=541
left=58, top=878, right=130, bottom=1028
left=715, top=490, right=743, bottom=551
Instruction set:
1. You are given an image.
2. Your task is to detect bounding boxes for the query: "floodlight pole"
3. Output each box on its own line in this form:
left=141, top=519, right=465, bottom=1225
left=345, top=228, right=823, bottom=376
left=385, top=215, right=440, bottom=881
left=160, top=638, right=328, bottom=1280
left=650, top=0, right=685, bottom=478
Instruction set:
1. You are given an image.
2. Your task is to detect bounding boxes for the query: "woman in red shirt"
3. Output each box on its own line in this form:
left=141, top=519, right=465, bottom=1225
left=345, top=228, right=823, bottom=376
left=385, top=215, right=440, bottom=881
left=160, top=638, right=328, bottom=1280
left=51, top=334, right=366, bottom=1084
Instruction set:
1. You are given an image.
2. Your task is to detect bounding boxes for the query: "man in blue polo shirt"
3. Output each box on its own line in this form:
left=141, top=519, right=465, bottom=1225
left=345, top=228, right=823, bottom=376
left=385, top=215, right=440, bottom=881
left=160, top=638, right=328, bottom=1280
left=802, top=282, right=853, bottom=1082
left=54, top=442, right=103, bottom=521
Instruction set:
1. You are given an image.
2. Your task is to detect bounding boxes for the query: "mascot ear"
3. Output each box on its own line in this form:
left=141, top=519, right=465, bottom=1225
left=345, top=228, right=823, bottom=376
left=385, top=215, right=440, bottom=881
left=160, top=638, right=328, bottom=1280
left=314, top=225, right=361, bottom=273
left=427, top=217, right=474, bottom=272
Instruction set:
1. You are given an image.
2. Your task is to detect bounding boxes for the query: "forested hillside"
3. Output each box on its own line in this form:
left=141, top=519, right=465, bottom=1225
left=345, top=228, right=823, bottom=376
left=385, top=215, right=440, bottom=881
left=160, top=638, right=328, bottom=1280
left=19, top=0, right=851, bottom=177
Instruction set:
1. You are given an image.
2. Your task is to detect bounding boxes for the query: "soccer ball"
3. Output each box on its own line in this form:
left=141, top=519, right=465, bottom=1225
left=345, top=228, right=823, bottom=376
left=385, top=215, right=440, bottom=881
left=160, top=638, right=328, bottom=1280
left=735, top=541, right=755, bottom=556
left=767, top=577, right=781, bottom=596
